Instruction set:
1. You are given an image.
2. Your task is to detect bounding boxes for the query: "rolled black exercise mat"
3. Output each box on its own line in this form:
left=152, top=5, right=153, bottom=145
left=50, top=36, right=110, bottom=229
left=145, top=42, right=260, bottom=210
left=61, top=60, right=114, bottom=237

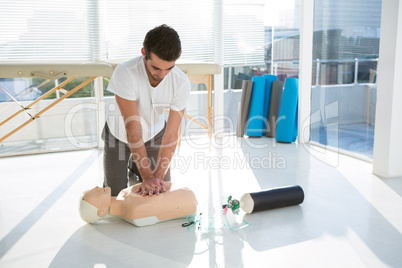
left=240, top=185, right=304, bottom=214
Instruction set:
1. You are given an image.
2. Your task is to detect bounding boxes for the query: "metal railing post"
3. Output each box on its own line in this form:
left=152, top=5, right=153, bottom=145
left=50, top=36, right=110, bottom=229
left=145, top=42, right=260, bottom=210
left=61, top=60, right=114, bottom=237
left=94, top=76, right=105, bottom=149
left=316, top=59, right=320, bottom=86
left=354, top=58, right=359, bottom=84
left=228, top=66, right=232, bottom=91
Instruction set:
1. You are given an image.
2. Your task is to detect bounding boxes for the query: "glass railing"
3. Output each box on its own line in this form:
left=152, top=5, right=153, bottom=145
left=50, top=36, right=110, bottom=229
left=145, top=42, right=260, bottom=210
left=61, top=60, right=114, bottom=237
left=0, top=62, right=221, bottom=157
left=310, top=58, right=377, bottom=159
left=222, top=59, right=377, bottom=159
left=1, top=59, right=377, bottom=159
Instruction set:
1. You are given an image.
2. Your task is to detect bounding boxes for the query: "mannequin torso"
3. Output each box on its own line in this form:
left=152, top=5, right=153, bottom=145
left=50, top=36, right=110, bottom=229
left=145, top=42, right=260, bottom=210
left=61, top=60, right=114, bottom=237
left=81, top=182, right=197, bottom=227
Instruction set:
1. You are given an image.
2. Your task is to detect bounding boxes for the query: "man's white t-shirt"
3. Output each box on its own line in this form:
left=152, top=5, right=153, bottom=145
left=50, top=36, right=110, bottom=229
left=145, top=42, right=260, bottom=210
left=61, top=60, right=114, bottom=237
left=106, top=56, right=191, bottom=143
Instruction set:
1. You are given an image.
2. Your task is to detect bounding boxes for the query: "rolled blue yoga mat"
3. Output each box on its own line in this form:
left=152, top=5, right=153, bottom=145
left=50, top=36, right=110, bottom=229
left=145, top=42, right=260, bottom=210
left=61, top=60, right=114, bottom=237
left=245, top=76, right=266, bottom=137
left=276, top=78, right=299, bottom=143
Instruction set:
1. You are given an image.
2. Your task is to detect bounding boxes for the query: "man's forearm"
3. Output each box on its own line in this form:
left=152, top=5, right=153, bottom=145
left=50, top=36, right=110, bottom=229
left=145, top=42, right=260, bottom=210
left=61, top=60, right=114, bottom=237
left=126, top=130, right=154, bottom=181
left=154, top=133, right=178, bottom=179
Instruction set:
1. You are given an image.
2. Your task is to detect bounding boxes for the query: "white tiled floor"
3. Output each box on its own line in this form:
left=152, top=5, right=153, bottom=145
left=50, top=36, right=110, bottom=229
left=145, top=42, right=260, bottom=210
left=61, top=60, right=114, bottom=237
left=1, top=136, right=402, bottom=268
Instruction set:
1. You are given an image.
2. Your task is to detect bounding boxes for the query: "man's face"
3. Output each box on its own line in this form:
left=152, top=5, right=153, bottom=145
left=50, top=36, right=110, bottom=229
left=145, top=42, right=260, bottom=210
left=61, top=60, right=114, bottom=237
left=141, top=48, right=176, bottom=84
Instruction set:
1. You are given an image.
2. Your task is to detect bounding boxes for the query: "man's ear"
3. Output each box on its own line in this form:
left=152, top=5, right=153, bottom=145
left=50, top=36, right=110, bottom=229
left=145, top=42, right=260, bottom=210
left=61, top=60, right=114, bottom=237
left=141, top=47, right=147, bottom=58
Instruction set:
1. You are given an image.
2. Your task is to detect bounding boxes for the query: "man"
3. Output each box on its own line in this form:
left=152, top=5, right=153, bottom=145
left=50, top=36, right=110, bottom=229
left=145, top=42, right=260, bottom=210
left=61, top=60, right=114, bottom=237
left=103, top=24, right=191, bottom=197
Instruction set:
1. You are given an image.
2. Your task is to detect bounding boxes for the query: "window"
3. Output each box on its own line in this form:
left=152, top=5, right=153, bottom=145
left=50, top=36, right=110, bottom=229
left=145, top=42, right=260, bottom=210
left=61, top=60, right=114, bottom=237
left=310, top=0, right=381, bottom=158
left=222, top=0, right=300, bottom=135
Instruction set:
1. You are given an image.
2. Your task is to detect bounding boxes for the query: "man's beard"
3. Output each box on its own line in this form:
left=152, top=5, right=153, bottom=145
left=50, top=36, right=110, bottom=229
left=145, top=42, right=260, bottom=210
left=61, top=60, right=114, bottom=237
left=151, top=74, right=162, bottom=82
left=145, top=62, right=163, bottom=83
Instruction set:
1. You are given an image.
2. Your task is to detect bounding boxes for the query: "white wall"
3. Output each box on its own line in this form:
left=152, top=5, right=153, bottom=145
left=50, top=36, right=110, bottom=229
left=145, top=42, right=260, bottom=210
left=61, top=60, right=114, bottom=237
left=372, top=0, right=402, bottom=178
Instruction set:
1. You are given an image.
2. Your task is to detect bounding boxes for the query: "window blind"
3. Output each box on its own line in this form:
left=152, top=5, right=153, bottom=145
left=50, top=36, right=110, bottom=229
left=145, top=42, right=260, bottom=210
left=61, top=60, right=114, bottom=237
left=99, top=0, right=217, bottom=62
left=0, top=0, right=94, bottom=60
left=0, top=0, right=266, bottom=65
left=313, top=0, right=382, bottom=60
left=223, top=0, right=265, bottom=66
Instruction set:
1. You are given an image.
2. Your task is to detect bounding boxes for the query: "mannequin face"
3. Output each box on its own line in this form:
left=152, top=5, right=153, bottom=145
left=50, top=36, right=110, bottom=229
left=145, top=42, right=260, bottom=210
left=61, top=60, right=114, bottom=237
left=141, top=48, right=175, bottom=86
left=83, top=186, right=112, bottom=217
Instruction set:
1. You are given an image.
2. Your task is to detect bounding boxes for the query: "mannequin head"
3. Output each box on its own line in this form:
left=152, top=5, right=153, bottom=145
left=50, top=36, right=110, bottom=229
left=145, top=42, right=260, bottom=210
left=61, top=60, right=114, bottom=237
left=79, top=186, right=112, bottom=224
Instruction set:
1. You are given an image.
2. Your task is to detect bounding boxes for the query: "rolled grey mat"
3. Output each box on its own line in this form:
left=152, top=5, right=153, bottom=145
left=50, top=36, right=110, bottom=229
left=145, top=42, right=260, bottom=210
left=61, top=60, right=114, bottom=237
left=240, top=185, right=304, bottom=214
left=266, top=80, right=284, bottom=137
left=236, top=80, right=254, bottom=137
left=236, top=80, right=248, bottom=137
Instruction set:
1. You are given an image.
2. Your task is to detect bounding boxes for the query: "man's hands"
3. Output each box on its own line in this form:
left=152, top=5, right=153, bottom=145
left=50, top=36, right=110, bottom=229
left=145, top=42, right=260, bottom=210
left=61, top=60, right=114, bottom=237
left=135, top=177, right=167, bottom=197
left=134, top=109, right=183, bottom=197
left=115, top=96, right=182, bottom=198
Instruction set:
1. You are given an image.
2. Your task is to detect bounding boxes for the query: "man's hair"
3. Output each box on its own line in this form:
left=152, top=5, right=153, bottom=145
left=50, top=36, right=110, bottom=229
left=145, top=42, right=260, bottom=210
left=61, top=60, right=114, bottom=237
left=143, top=24, right=182, bottom=62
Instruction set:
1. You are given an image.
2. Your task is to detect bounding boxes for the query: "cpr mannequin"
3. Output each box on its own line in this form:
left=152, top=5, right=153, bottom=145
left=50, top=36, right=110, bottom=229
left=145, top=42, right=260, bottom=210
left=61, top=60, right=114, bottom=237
left=79, top=182, right=197, bottom=227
